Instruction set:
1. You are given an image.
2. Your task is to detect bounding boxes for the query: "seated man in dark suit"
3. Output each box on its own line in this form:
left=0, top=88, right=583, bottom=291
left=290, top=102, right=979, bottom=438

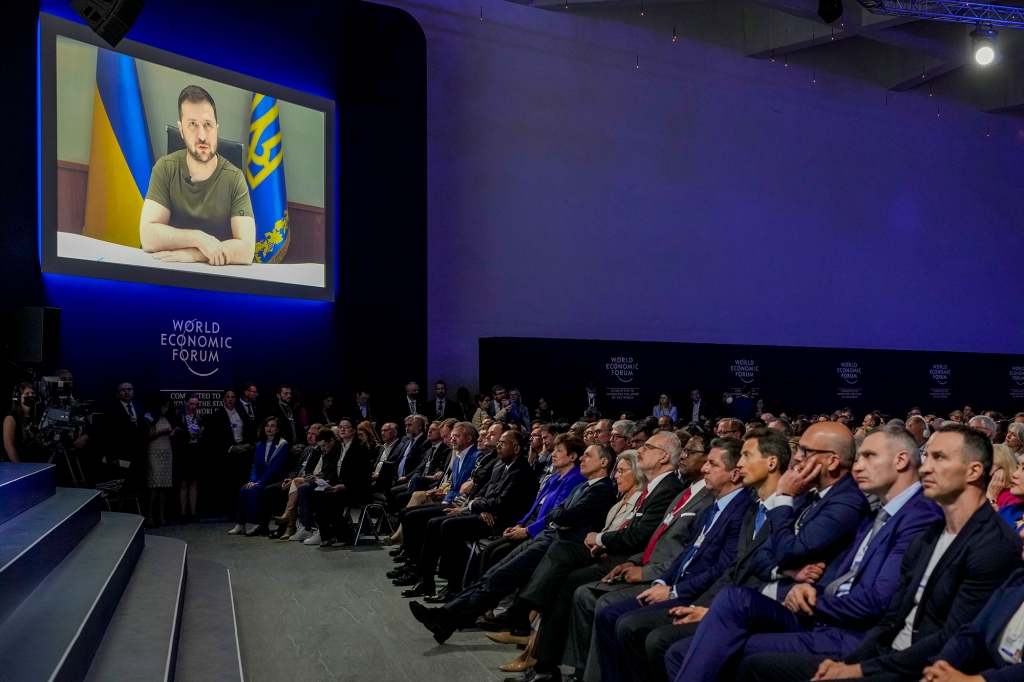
left=662, top=423, right=944, bottom=682
left=589, top=437, right=751, bottom=682
left=918, top=568, right=1024, bottom=682
left=408, top=442, right=618, bottom=641
left=596, top=428, right=792, bottom=682
left=735, top=423, right=1024, bottom=682
left=749, top=422, right=870, bottom=602
left=399, top=429, right=538, bottom=598
left=498, top=431, right=688, bottom=682
left=388, top=414, right=429, bottom=507
left=389, top=422, right=501, bottom=575
left=562, top=435, right=713, bottom=681
left=308, top=418, right=372, bottom=547
left=399, top=420, right=451, bottom=500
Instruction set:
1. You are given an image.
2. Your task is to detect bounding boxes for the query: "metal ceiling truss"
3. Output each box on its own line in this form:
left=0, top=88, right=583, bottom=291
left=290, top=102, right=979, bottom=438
left=858, top=0, right=1024, bottom=29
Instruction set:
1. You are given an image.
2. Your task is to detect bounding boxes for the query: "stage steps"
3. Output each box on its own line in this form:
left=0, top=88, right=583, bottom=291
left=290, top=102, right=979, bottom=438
left=0, top=462, right=245, bottom=682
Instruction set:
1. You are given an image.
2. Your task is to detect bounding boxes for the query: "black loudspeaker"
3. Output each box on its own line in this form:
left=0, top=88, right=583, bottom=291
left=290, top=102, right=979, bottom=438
left=8, top=308, right=61, bottom=365
left=69, top=0, right=145, bottom=47
left=817, top=0, right=844, bottom=23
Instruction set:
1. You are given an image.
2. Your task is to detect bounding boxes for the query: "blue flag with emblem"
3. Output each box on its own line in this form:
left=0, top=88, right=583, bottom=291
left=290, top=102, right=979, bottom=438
left=246, top=93, right=289, bottom=263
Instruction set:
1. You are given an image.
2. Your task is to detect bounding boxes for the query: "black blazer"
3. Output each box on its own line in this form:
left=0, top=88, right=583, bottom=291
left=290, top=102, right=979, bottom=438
left=350, top=401, right=372, bottom=425
left=320, top=439, right=373, bottom=505
left=236, top=400, right=261, bottom=441
left=270, top=404, right=305, bottom=446
left=600, top=473, right=686, bottom=556
left=545, top=477, right=619, bottom=543
left=695, top=490, right=776, bottom=607
left=846, top=501, right=1024, bottom=678
left=102, top=399, right=149, bottom=462
left=288, top=444, right=322, bottom=479
left=469, top=455, right=540, bottom=529
left=427, top=397, right=463, bottom=423
left=394, top=433, right=428, bottom=477
left=203, top=406, right=251, bottom=455
left=468, top=449, right=500, bottom=495
left=412, top=442, right=451, bottom=478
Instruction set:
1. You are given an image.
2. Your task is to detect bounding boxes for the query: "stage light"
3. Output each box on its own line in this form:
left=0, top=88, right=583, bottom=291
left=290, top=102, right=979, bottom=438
left=817, top=0, right=843, bottom=24
left=69, top=0, right=144, bottom=47
left=971, top=26, right=998, bottom=66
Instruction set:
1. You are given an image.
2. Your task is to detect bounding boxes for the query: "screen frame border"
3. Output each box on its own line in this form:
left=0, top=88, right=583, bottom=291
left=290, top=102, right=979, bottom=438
left=39, top=13, right=337, bottom=302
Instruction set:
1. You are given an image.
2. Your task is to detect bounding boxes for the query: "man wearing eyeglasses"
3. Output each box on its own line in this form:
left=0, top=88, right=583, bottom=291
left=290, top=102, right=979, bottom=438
left=715, top=418, right=745, bottom=440
left=609, top=420, right=634, bottom=455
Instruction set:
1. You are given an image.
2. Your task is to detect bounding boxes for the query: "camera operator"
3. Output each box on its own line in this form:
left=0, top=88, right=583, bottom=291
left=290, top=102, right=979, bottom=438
left=3, top=382, right=38, bottom=463
left=55, top=369, right=91, bottom=452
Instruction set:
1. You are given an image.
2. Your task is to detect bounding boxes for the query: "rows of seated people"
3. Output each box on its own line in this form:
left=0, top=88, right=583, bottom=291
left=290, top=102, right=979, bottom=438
left=222, top=399, right=1024, bottom=682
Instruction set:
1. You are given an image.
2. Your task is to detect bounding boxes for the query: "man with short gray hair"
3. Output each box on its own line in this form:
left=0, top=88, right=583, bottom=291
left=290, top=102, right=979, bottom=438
left=968, top=415, right=997, bottom=442
left=609, top=420, right=634, bottom=455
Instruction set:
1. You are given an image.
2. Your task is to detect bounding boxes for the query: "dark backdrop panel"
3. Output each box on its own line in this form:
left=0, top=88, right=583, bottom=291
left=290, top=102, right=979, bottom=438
left=0, top=0, right=427, bottom=415
left=480, top=337, right=1024, bottom=421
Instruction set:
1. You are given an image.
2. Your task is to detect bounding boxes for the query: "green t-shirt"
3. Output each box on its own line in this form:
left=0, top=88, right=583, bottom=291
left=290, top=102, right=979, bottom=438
left=146, top=150, right=253, bottom=244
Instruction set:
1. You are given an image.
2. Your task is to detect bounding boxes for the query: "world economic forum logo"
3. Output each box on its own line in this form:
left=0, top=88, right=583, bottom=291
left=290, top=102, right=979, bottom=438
left=1011, top=366, right=1024, bottom=386
left=731, top=359, right=758, bottom=384
left=837, top=362, right=861, bottom=385
left=160, top=319, right=232, bottom=377
left=930, top=364, right=951, bottom=386
left=606, top=356, right=638, bottom=383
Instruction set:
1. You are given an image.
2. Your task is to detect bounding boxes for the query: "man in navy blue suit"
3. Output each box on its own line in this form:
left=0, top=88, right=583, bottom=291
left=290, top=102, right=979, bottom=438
left=751, top=422, right=871, bottom=601
left=735, top=423, right=1024, bottom=682
left=663, top=423, right=943, bottom=682
left=920, top=568, right=1024, bottom=682
left=590, top=436, right=752, bottom=682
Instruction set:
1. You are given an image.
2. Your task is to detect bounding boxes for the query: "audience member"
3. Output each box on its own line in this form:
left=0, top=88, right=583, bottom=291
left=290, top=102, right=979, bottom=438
left=737, top=423, right=1024, bottom=682
left=534, top=397, right=554, bottom=423
left=971, top=414, right=999, bottom=442
left=654, top=393, right=679, bottom=422
left=689, top=389, right=714, bottom=426
left=472, top=394, right=492, bottom=430
left=353, top=387, right=372, bottom=423
left=399, top=429, right=538, bottom=598
left=667, top=423, right=943, bottom=682
left=408, top=441, right=617, bottom=642
left=307, top=419, right=372, bottom=546
left=144, top=395, right=174, bottom=527
left=266, top=424, right=322, bottom=539
left=314, top=390, right=336, bottom=425
left=229, top=415, right=292, bottom=535
left=989, top=443, right=1022, bottom=510
left=270, top=384, right=305, bottom=455
left=498, top=432, right=687, bottom=682
left=400, top=381, right=426, bottom=420
left=605, top=427, right=792, bottom=682
left=427, top=380, right=462, bottom=422
left=237, top=382, right=261, bottom=437
left=205, top=389, right=254, bottom=516
left=496, top=388, right=531, bottom=431
left=170, top=393, right=204, bottom=521
left=609, top=420, right=634, bottom=455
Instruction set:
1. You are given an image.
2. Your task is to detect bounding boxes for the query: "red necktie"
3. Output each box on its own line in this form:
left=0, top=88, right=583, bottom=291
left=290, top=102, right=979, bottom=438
left=641, top=488, right=692, bottom=564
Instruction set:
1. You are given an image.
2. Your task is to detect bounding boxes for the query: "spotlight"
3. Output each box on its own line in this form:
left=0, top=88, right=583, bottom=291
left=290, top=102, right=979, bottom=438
left=971, top=26, right=998, bottom=66
left=817, top=0, right=843, bottom=24
left=69, top=0, right=145, bottom=47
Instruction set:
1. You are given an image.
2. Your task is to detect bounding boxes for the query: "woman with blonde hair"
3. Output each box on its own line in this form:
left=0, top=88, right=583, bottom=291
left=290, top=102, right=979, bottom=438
left=1006, top=422, right=1024, bottom=461
left=988, top=443, right=1022, bottom=510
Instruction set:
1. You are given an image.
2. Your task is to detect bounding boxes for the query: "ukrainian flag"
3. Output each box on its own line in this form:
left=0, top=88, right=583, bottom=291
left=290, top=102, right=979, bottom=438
left=82, top=49, right=154, bottom=247
left=246, top=94, right=290, bottom=264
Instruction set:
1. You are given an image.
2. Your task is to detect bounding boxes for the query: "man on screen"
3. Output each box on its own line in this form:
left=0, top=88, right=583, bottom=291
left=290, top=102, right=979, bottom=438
left=139, top=85, right=256, bottom=265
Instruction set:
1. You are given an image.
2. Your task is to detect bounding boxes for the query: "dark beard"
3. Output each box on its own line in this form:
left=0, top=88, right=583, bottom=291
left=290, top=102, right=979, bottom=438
left=187, top=143, right=218, bottom=164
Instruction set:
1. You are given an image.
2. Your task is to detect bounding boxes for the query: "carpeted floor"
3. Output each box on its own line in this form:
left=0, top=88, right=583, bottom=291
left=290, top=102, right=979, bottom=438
left=149, top=522, right=526, bottom=682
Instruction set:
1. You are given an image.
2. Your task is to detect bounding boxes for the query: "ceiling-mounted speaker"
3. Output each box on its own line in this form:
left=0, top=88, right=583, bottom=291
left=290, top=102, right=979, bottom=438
left=817, top=0, right=843, bottom=24
left=69, top=0, right=145, bottom=47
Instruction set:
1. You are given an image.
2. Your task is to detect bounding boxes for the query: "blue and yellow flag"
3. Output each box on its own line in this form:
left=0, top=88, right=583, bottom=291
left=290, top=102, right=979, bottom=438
left=82, top=50, right=154, bottom=247
left=246, top=94, right=290, bottom=264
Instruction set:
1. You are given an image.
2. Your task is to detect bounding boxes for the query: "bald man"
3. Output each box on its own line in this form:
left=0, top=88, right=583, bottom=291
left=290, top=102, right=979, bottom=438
left=750, top=422, right=872, bottom=602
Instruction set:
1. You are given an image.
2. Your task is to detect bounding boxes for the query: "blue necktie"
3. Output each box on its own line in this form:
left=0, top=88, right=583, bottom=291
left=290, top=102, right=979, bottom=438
left=398, top=440, right=414, bottom=477
left=753, top=503, right=767, bottom=538
left=674, top=502, right=719, bottom=581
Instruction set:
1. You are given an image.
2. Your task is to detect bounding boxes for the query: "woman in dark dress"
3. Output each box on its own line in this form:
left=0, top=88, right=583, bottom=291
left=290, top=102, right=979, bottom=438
left=171, top=393, right=204, bottom=522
